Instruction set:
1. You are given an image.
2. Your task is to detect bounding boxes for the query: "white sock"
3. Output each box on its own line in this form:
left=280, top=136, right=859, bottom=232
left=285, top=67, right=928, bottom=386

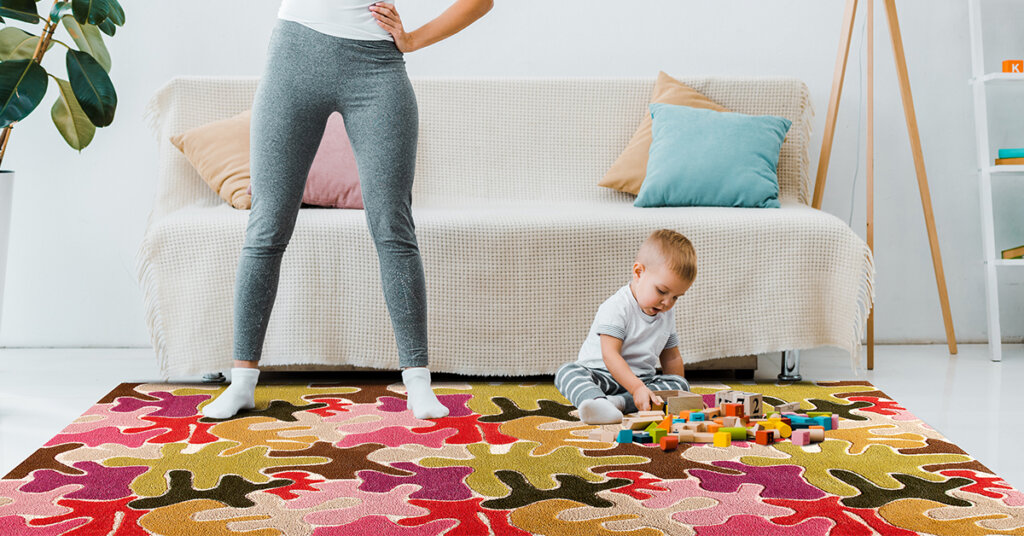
left=579, top=397, right=623, bottom=424
left=201, top=367, right=259, bottom=419
left=402, top=367, right=449, bottom=419
left=607, top=395, right=626, bottom=412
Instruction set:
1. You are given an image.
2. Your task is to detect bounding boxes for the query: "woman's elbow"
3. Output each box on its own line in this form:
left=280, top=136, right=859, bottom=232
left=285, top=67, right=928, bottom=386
left=477, top=0, right=494, bottom=15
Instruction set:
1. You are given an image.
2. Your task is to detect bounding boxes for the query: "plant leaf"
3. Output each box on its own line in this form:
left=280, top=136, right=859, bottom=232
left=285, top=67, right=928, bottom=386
left=0, top=0, right=41, bottom=24
left=51, top=77, right=94, bottom=149
left=106, top=0, right=123, bottom=25
left=71, top=0, right=111, bottom=26
left=0, top=27, right=53, bottom=61
left=65, top=48, right=115, bottom=126
left=97, top=17, right=115, bottom=36
left=61, top=15, right=110, bottom=72
left=0, top=58, right=48, bottom=128
left=49, top=0, right=71, bottom=20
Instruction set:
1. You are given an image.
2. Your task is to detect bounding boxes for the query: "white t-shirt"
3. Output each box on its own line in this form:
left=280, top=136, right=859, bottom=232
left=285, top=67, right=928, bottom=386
left=576, top=283, right=680, bottom=376
left=278, top=0, right=393, bottom=41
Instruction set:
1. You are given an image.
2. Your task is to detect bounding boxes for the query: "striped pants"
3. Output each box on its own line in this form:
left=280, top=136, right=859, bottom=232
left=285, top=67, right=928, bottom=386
left=554, top=362, right=690, bottom=414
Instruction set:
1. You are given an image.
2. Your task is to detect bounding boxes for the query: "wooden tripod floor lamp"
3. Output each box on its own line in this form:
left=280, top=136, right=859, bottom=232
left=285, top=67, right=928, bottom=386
left=814, top=0, right=958, bottom=369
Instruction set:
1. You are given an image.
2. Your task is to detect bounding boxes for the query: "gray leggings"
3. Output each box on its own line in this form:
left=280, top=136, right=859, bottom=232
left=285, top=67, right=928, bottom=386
left=234, top=19, right=426, bottom=367
left=554, top=362, right=690, bottom=414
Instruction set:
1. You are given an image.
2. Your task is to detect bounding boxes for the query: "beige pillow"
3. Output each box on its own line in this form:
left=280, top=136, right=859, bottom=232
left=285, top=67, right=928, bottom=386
left=171, top=110, right=252, bottom=209
left=600, top=71, right=731, bottom=195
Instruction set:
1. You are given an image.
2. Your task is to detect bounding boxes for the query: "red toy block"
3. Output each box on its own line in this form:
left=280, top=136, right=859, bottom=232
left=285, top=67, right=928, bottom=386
left=659, top=435, right=679, bottom=451
left=723, top=403, right=744, bottom=417
left=755, top=429, right=772, bottom=446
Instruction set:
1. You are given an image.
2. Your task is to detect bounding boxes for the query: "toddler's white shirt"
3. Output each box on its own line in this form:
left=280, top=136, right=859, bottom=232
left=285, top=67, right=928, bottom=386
left=279, top=0, right=393, bottom=41
left=575, top=283, right=680, bottom=376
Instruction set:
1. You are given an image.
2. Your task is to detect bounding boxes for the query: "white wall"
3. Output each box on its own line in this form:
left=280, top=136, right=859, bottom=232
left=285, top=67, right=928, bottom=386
left=0, top=0, right=1020, bottom=348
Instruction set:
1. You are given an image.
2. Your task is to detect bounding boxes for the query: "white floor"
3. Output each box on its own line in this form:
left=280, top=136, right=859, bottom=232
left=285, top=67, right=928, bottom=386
left=1, top=344, right=1022, bottom=492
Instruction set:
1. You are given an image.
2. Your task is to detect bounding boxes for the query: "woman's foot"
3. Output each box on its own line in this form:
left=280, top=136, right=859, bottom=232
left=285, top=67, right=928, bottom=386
left=201, top=367, right=259, bottom=419
left=402, top=367, right=449, bottom=419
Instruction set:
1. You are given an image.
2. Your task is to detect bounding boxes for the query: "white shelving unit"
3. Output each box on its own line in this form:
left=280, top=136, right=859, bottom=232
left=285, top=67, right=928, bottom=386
left=968, top=0, right=1024, bottom=362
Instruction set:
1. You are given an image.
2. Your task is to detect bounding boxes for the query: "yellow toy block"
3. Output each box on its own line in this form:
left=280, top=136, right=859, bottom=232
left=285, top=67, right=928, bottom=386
left=713, top=432, right=732, bottom=447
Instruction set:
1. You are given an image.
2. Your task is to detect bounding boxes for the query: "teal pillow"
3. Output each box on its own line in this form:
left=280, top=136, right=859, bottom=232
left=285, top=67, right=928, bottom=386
left=635, top=103, right=791, bottom=208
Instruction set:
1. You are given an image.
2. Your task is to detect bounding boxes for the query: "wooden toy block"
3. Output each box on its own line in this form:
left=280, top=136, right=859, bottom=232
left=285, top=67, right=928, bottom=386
left=707, top=423, right=722, bottom=434
left=651, top=401, right=665, bottom=412
left=651, top=428, right=667, bottom=444
left=774, top=401, right=800, bottom=413
left=702, top=407, right=721, bottom=419
left=689, top=412, right=706, bottom=422
left=677, top=429, right=695, bottom=443
left=1003, top=59, right=1024, bottom=73
left=659, top=435, right=679, bottom=451
left=630, top=410, right=666, bottom=418
left=713, top=432, right=732, bottom=447
left=588, top=428, right=615, bottom=442
left=776, top=422, right=792, bottom=439
left=692, top=432, right=716, bottom=443
left=831, top=415, right=840, bottom=430
left=616, top=429, right=633, bottom=443
left=666, top=396, right=705, bottom=415
left=653, top=389, right=687, bottom=399
left=808, top=426, right=825, bottom=443
left=722, top=416, right=738, bottom=428
left=671, top=423, right=687, bottom=434
left=807, top=411, right=832, bottom=418
left=634, top=431, right=652, bottom=444
left=658, top=417, right=673, bottom=430
left=713, top=417, right=725, bottom=425
left=791, top=429, right=810, bottom=446
left=678, top=411, right=691, bottom=421
left=720, top=427, right=747, bottom=440
left=755, top=430, right=772, bottom=446
left=715, top=390, right=738, bottom=406
left=723, top=403, right=744, bottom=418
left=628, top=418, right=661, bottom=430
left=812, top=416, right=832, bottom=431
left=645, top=422, right=661, bottom=434
left=735, top=393, right=764, bottom=417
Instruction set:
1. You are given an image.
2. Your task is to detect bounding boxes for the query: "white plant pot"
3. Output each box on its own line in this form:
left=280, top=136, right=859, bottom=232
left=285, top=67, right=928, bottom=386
left=0, top=170, right=12, bottom=331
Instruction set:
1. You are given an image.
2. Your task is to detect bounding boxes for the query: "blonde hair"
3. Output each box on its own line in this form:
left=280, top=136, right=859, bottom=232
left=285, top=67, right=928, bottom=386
left=636, top=229, right=697, bottom=283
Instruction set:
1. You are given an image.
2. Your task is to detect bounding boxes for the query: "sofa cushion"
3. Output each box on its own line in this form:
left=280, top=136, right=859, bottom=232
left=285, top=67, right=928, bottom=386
left=171, top=111, right=363, bottom=210
left=599, top=71, right=731, bottom=196
left=635, top=103, right=791, bottom=209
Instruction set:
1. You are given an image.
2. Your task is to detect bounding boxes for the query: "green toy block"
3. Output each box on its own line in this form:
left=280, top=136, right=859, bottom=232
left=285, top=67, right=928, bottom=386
left=807, top=412, right=833, bottom=418
left=651, top=428, right=667, bottom=443
left=720, top=427, right=747, bottom=440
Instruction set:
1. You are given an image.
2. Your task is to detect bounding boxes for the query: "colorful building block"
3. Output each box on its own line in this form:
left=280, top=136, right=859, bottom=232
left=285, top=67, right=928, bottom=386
left=634, top=431, right=652, bottom=444
left=677, top=429, right=695, bottom=443
left=812, top=416, right=832, bottom=431
left=791, top=429, right=810, bottom=446
left=713, top=432, right=732, bottom=447
left=665, top=392, right=705, bottom=414
left=808, top=426, right=825, bottom=443
left=659, top=435, right=679, bottom=451
left=720, top=427, right=747, bottom=440
left=774, top=401, right=800, bottom=413
left=645, top=421, right=661, bottom=434
left=831, top=415, right=840, bottom=430
left=651, top=428, right=667, bottom=444
left=692, top=432, right=716, bottom=443
left=715, top=390, right=737, bottom=407
left=689, top=412, right=705, bottom=422
left=723, top=403, right=744, bottom=417
left=735, top=393, right=764, bottom=417
left=616, top=429, right=633, bottom=443
left=658, top=417, right=673, bottom=431
left=1003, top=59, right=1024, bottom=73
left=755, top=430, right=772, bottom=446
left=776, top=422, right=792, bottom=439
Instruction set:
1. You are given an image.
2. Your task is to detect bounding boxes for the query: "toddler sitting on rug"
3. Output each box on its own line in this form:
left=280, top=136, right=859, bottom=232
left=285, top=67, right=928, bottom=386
left=555, top=229, right=696, bottom=424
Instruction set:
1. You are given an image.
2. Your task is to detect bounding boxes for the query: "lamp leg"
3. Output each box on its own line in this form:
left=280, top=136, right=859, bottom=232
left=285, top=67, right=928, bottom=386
left=883, top=0, right=958, bottom=355
left=867, top=0, right=875, bottom=370
left=813, top=0, right=859, bottom=209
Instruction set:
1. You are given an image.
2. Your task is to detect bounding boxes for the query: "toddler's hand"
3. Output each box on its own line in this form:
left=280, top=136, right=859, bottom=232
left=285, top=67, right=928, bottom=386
left=632, top=386, right=664, bottom=412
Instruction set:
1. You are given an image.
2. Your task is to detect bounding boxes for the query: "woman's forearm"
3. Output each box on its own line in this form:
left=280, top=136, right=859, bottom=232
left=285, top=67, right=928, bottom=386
left=407, top=0, right=493, bottom=51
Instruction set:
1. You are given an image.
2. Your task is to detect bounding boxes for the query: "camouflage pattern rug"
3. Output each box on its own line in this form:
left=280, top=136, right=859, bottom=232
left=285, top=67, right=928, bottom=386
left=1, top=380, right=1022, bottom=535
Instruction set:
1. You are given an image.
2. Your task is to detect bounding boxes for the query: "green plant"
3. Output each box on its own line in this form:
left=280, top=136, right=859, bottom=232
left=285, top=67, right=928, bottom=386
left=0, top=0, right=124, bottom=167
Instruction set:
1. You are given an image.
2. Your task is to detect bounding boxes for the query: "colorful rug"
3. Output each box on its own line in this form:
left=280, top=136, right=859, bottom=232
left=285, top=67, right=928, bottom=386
left=2, top=380, right=1023, bottom=535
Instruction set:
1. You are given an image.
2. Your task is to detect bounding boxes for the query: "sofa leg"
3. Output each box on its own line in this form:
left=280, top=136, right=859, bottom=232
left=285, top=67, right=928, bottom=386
left=778, top=350, right=802, bottom=382
left=202, top=372, right=226, bottom=384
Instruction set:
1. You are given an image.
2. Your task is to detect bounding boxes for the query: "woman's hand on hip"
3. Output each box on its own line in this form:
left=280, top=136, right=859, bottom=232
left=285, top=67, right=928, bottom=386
left=370, top=3, right=417, bottom=52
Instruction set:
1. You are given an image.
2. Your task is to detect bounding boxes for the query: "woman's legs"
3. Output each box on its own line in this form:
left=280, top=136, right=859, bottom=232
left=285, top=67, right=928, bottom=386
left=338, top=50, right=446, bottom=419
left=202, top=21, right=332, bottom=419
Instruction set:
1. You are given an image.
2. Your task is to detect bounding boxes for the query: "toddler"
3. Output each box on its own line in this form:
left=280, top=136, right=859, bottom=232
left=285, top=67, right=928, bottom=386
left=555, top=229, right=696, bottom=424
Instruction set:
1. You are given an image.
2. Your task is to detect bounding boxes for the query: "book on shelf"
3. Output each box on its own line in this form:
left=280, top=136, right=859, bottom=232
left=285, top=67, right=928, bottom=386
left=1003, top=244, right=1024, bottom=260
left=994, top=157, right=1024, bottom=165
left=997, top=148, right=1024, bottom=159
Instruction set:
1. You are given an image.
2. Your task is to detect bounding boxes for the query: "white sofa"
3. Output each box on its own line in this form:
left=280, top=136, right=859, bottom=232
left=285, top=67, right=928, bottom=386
left=138, top=76, right=874, bottom=380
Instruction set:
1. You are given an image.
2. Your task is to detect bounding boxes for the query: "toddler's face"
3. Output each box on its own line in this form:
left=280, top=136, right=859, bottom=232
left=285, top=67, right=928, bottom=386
left=631, top=261, right=692, bottom=316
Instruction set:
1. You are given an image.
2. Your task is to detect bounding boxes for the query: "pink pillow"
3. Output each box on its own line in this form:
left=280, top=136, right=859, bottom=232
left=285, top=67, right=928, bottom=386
left=248, top=112, right=363, bottom=209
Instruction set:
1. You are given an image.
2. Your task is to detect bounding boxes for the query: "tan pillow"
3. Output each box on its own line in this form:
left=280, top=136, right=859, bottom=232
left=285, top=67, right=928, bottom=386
left=600, top=71, right=732, bottom=195
left=171, top=110, right=253, bottom=209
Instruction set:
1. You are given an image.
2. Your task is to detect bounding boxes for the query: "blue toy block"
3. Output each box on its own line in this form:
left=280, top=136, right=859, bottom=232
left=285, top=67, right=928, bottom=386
left=690, top=412, right=705, bottom=422
left=813, top=416, right=832, bottom=431
left=633, top=431, right=653, bottom=444
left=617, top=429, right=633, bottom=443
left=788, top=416, right=816, bottom=429
left=672, top=418, right=686, bottom=423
